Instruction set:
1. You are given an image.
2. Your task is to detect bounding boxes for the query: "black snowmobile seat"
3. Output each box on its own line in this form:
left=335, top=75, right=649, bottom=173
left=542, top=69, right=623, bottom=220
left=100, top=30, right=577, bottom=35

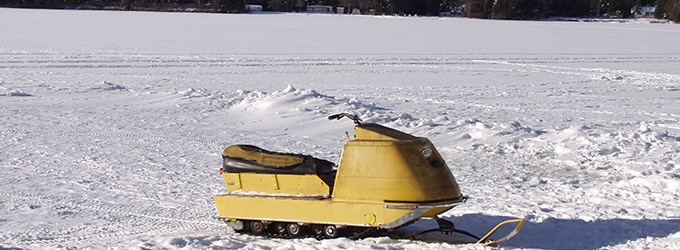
left=224, top=144, right=304, bottom=167
left=222, top=145, right=336, bottom=175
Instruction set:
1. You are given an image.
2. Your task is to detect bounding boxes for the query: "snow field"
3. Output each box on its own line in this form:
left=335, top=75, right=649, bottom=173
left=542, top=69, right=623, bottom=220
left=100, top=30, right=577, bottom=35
left=1, top=8, right=680, bottom=249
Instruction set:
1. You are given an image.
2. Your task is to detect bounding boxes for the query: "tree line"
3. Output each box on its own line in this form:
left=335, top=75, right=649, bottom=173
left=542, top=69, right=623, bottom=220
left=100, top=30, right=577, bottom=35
left=1, top=0, right=678, bottom=22
left=463, top=0, right=677, bottom=20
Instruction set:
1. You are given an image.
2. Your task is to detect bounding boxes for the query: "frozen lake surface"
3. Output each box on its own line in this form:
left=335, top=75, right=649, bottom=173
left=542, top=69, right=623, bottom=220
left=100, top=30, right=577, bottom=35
left=1, top=8, right=679, bottom=249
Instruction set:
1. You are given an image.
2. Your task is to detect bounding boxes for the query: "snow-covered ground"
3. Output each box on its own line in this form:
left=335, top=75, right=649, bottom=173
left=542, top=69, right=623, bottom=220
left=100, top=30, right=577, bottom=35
left=1, top=8, right=679, bottom=249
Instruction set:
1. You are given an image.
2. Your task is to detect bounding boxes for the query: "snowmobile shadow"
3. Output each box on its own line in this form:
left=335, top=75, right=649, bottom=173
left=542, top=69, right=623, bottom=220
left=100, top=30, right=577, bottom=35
left=443, top=213, right=680, bottom=249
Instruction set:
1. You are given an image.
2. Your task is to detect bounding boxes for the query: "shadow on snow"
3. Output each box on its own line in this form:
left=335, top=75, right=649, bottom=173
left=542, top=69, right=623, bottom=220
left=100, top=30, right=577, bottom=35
left=445, top=213, right=680, bottom=249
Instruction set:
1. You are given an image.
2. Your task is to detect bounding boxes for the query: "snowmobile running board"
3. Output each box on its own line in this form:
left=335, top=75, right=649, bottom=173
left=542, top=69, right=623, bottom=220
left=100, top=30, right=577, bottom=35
left=404, top=217, right=525, bottom=247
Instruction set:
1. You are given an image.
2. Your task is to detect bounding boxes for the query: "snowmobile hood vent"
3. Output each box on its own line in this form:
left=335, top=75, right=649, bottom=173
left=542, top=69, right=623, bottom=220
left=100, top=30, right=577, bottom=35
left=354, top=123, right=419, bottom=141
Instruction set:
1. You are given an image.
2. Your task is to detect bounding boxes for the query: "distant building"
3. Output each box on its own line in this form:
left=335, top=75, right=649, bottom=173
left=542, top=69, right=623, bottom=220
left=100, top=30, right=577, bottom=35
left=307, top=5, right=333, bottom=14
left=632, top=6, right=655, bottom=18
left=246, top=4, right=262, bottom=13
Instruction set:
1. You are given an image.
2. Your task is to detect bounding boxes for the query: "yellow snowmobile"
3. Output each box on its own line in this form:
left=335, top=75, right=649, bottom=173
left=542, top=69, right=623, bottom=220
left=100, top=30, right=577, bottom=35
left=214, top=113, right=524, bottom=246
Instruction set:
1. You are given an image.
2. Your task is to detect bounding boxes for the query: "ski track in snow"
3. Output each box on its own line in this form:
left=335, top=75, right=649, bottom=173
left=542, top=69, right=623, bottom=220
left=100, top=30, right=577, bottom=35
left=1, top=8, right=680, bottom=249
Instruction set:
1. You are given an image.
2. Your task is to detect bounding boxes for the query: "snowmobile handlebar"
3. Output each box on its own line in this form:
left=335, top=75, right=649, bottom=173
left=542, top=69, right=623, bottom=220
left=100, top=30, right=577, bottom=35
left=328, top=113, right=362, bottom=125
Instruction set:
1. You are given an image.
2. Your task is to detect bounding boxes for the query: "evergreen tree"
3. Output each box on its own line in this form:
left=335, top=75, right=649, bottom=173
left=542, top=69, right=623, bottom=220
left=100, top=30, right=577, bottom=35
left=121, top=0, right=133, bottom=9
left=2, top=0, right=678, bottom=22
left=465, top=0, right=493, bottom=18
left=549, top=0, right=592, bottom=17
left=600, top=0, right=635, bottom=17
left=654, top=0, right=667, bottom=18
left=662, top=0, right=680, bottom=21
left=212, top=0, right=244, bottom=12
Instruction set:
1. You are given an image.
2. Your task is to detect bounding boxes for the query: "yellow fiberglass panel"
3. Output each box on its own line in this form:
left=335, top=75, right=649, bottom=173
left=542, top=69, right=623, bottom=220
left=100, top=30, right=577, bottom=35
left=223, top=172, right=330, bottom=196
left=214, top=195, right=415, bottom=227
left=400, top=144, right=461, bottom=200
left=333, top=139, right=460, bottom=203
left=391, top=140, right=461, bottom=200
left=333, top=141, right=428, bottom=202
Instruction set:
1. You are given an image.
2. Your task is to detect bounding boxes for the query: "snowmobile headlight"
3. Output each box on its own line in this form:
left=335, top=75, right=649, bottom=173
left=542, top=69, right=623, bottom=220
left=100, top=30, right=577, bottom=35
left=421, top=148, right=433, bottom=159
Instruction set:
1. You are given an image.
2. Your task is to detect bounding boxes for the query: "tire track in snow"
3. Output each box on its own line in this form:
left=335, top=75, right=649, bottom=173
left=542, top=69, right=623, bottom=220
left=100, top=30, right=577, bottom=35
left=472, top=58, right=680, bottom=87
left=2, top=52, right=678, bottom=70
left=1, top=124, right=227, bottom=248
left=0, top=190, right=223, bottom=247
left=0, top=126, right=223, bottom=152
